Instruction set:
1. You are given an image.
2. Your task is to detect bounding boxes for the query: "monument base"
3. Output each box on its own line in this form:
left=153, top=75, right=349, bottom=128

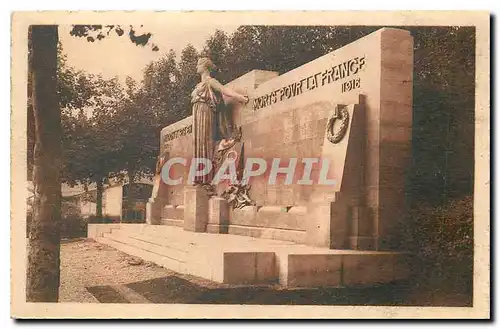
left=207, top=197, right=229, bottom=234
left=146, top=197, right=166, bottom=225
left=90, top=224, right=411, bottom=287
left=183, top=185, right=209, bottom=232
left=306, top=193, right=348, bottom=249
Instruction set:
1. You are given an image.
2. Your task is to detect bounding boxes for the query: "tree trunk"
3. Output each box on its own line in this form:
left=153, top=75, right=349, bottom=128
left=96, top=178, right=104, bottom=222
left=26, top=25, right=61, bottom=302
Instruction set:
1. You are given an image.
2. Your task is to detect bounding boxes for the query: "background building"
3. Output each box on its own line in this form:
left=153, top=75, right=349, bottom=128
left=27, top=178, right=154, bottom=223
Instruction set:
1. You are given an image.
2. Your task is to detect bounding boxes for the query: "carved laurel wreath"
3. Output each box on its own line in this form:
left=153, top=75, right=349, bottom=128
left=326, top=105, right=350, bottom=144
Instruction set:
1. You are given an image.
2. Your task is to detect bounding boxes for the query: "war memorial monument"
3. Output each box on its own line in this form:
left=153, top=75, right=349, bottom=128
left=89, top=27, right=414, bottom=288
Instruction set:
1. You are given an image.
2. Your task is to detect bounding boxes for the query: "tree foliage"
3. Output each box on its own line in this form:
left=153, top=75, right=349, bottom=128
left=409, top=26, right=475, bottom=203
left=70, top=24, right=159, bottom=51
left=401, top=195, right=473, bottom=290
left=60, top=73, right=126, bottom=219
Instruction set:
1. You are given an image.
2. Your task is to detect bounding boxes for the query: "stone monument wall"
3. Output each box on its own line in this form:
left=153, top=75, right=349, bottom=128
left=156, top=27, right=413, bottom=250
left=160, top=116, right=193, bottom=207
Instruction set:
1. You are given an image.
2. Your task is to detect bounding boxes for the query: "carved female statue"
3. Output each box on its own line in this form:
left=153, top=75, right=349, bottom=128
left=191, top=57, right=249, bottom=186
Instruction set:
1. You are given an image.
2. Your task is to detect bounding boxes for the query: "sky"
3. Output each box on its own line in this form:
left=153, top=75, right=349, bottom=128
left=59, top=23, right=240, bottom=84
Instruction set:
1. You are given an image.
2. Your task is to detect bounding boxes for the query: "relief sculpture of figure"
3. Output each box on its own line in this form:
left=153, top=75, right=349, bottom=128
left=151, top=148, right=169, bottom=200
left=191, top=57, right=249, bottom=190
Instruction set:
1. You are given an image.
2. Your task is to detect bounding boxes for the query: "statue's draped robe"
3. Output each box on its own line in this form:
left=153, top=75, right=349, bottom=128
left=191, top=77, right=233, bottom=185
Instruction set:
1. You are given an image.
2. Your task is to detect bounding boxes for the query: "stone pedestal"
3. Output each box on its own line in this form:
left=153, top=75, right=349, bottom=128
left=183, top=185, right=209, bottom=232
left=207, top=197, right=229, bottom=234
left=306, top=193, right=348, bottom=249
left=146, top=197, right=165, bottom=225
left=348, top=206, right=377, bottom=250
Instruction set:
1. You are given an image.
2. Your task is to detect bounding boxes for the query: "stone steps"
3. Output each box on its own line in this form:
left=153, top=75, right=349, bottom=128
left=102, top=231, right=188, bottom=261
left=96, top=236, right=187, bottom=274
left=117, top=226, right=191, bottom=247
left=92, top=224, right=278, bottom=284
left=89, top=224, right=411, bottom=288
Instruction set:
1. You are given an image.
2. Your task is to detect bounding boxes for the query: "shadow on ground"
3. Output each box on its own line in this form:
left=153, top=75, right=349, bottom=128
left=86, top=275, right=472, bottom=306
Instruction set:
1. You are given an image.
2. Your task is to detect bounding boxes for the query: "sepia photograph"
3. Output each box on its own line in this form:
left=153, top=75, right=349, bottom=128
left=10, top=11, right=490, bottom=319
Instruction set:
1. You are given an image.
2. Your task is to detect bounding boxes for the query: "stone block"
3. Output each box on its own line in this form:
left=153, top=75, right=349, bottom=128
left=231, top=206, right=257, bottom=226
left=162, top=204, right=184, bottom=221
left=183, top=185, right=209, bottom=232
left=227, top=225, right=259, bottom=238
left=87, top=223, right=122, bottom=239
left=264, top=228, right=306, bottom=243
left=231, top=207, right=304, bottom=231
left=256, top=118, right=272, bottom=134
left=266, top=185, right=279, bottom=205
left=286, top=254, right=342, bottom=288
left=298, top=185, right=313, bottom=204
left=380, top=98, right=413, bottom=121
left=297, top=137, right=314, bottom=158
left=87, top=224, right=97, bottom=238
left=256, top=253, right=277, bottom=283
left=161, top=218, right=184, bottom=227
left=380, top=124, right=412, bottom=143
left=306, top=195, right=347, bottom=249
left=314, top=118, right=328, bottom=137
left=270, top=119, right=283, bottom=133
left=348, top=236, right=378, bottom=250
left=366, top=187, right=380, bottom=207
left=379, top=142, right=412, bottom=169
left=342, top=254, right=394, bottom=285
left=348, top=206, right=375, bottom=238
left=206, top=224, right=225, bottom=234
left=253, top=69, right=280, bottom=87
left=208, top=197, right=229, bottom=234
left=227, top=225, right=305, bottom=244
left=279, top=187, right=294, bottom=205
left=187, top=250, right=217, bottom=281
left=380, top=62, right=413, bottom=83
left=282, top=127, right=294, bottom=144
left=223, top=252, right=277, bottom=284
left=379, top=165, right=407, bottom=188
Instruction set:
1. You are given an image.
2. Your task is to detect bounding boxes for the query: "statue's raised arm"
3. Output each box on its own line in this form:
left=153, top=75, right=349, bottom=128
left=208, top=77, right=249, bottom=105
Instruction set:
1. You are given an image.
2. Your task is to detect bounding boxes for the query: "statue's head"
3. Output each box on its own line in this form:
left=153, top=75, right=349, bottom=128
left=196, top=57, right=216, bottom=74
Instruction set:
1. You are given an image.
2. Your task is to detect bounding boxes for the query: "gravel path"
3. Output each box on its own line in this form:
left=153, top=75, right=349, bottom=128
left=59, top=238, right=177, bottom=303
